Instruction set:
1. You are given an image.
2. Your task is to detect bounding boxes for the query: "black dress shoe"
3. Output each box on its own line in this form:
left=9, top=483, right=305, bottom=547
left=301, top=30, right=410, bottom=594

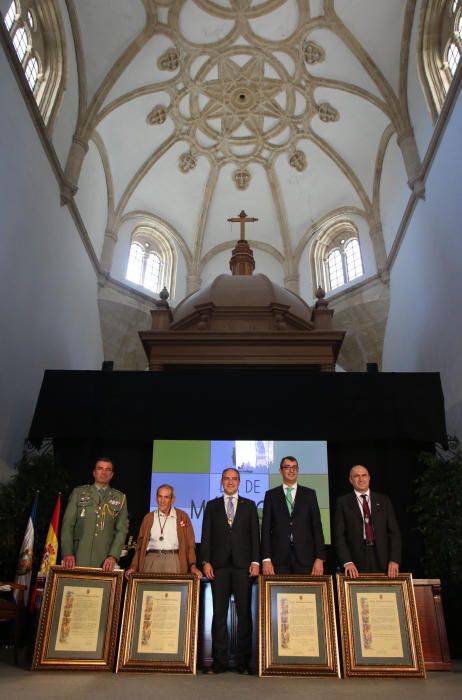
left=210, top=661, right=228, bottom=674
left=236, top=664, right=255, bottom=675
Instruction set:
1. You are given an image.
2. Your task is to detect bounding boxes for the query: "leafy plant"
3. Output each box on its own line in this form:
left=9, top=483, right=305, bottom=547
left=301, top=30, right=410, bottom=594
left=0, top=441, right=70, bottom=580
left=414, top=436, right=462, bottom=656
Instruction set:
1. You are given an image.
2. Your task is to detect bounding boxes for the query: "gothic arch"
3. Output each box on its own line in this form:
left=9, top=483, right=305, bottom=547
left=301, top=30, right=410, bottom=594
left=311, top=219, right=364, bottom=294
left=418, top=0, right=461, bottom=123
left=4, top=0, right=66, bottom=130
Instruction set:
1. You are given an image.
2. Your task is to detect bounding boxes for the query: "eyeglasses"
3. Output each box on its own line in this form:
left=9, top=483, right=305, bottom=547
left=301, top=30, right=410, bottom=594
left=281, top=465, right=298, bottom=471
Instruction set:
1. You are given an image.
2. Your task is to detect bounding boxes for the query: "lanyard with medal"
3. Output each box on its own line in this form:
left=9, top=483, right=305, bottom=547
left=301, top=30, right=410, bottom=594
left=158, top=508, right=171, bottom=541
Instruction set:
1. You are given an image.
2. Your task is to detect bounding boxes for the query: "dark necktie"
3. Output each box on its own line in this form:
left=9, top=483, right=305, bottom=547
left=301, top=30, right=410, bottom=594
left=361, top=495, right=374, bottom=544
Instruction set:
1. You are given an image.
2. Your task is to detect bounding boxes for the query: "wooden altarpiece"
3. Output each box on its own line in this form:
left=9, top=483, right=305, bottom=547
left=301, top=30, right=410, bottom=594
left=140, top=212, right=345, bottom=371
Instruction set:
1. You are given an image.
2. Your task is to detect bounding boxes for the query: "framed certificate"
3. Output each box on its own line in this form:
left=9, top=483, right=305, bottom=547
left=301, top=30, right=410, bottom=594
left=336, top=573, right=426, bottom=678
left=116, top=573, right=200, bottom=673
left=32, top=566, right=124, bottom=671
left=259, top=575, right=340, bottom=677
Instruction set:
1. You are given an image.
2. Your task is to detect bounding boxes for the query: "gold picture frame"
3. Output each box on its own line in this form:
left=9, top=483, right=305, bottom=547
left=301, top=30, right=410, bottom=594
left=259, top=575, right=340, bottom=677
left=116, top=573, right=200, bottom=673
left=336, top=573, right=426, bottom=678
left=32, top=566, right=124, bottom=671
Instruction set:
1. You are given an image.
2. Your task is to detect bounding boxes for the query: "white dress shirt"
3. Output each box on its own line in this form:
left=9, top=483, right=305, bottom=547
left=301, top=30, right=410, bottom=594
left=147, top=506, right=179, bottom=550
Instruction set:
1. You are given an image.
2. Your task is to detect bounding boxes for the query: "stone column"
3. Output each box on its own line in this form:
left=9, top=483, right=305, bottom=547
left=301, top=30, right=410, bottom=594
left=100, top=223, right=118, bottom=274
left=369, top=218, right=389, bottom=283
left=284, top=273, right=300, bottom=295
left=186, top=271, right=202, bottom=295
left=61, top=136, right=89, bottom=204
left=397, top=131, right=425, bottom=198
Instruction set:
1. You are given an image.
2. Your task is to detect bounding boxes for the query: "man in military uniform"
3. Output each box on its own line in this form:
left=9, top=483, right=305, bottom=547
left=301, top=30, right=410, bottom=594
left=61, top=458, right=128, bottom=571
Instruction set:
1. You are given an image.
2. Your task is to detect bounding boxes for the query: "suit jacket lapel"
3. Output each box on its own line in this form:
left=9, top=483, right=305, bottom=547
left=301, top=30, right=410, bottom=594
left=348, top=492, right=364, bottom=524
left=278, top=485, right=291, bottom=519
left=291, top=485, right=299, bottom=517
left=233, top=497, right=245, bottom=526
left=292, top=483, right=308, bottom=517
left=369, top=491, right=382, bottom=520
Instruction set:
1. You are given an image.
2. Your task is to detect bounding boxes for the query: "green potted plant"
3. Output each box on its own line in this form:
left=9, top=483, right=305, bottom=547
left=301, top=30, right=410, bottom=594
left=0, top=441, right=69, bottom=580
left=414, top=437, right=462, bottom=657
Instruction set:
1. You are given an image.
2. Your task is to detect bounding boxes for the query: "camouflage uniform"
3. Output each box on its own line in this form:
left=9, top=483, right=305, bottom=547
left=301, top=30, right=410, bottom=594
left=61, top=484, right=128, bottom=567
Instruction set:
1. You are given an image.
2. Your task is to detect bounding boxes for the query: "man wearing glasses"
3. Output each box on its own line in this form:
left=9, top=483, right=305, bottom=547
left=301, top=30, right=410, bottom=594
left=261, top=456, right=325, bottom=575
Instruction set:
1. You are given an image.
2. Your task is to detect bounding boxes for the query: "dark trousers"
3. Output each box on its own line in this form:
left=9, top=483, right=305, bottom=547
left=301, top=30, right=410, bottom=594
left=274, top=548, right=313, bottom=574
left=211, top=566, right=252, bottom=666
left=362, top=543, right=381, bottom=573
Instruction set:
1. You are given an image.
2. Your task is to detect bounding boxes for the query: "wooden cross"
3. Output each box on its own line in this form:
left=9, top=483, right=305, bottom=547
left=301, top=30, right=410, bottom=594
left=227, top=210, right=258, bottom=241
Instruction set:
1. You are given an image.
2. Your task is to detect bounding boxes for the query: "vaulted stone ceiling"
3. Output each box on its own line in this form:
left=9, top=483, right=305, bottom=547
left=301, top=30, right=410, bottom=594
left=64, top=0, right=422, bottom=370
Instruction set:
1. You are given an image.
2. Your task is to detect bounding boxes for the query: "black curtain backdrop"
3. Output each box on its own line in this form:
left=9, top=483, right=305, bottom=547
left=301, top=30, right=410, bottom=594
left=29, top=369, right=446, bottom=574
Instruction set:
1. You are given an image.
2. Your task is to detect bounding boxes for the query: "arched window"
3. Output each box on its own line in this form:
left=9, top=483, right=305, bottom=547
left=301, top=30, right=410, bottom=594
left=447, top=4, right=462, bottom=75
left=345, top=239, right=363, bottom=281
left=144, top=252, right=162, bottom=292
left=3, top=0, right=66, bottom=129
left=24, top=55, right=39, bottom=90
left=126, top=243, right=164, bottom=293
left=126, top=242, right=144, bottom=286
left=418, top=0, right=462, bottom=122
left=125, top=225, right=176, bottom=297
left=326, top=239, right=364, bottom=291
left=311, top=220, right=364, bottom=294
left=327, top=249, right=344, bottom=290
left=12, top=25, right=29, bottom=62
left=4, top=1, right=16, bottom=30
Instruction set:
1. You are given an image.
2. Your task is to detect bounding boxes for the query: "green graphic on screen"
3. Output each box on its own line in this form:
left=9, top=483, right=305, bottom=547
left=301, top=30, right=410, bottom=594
left=150, top=440, right=330, bottom=544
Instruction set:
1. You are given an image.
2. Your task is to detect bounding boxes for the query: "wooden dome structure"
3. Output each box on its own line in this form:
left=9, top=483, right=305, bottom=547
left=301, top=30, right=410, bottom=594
left=140, top=213, right=345, bottom=371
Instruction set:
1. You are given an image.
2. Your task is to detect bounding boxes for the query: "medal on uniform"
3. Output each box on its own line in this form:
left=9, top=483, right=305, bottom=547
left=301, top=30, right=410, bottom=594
left=78, top=494, right=90, bottom=517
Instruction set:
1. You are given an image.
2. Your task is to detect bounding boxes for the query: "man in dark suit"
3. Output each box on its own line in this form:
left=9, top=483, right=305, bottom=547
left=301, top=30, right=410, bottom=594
left=201, top=467, right=260, bottom=674
left=261, top=455, right=325, bottom=575
left=334, top=464, right=401, bottom=577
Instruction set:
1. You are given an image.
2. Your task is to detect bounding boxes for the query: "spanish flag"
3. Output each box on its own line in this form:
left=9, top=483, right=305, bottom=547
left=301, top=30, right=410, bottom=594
left=29, top=494, right=61, bottom=612
left=38, top=493, right=61, bottom=576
